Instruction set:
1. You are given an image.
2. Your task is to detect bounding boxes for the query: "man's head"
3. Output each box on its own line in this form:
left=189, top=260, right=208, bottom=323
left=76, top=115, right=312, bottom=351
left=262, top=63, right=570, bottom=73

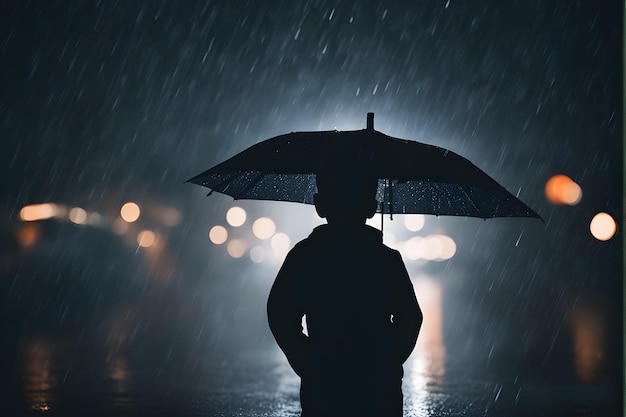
left=314, top=166, right=379, bottom=226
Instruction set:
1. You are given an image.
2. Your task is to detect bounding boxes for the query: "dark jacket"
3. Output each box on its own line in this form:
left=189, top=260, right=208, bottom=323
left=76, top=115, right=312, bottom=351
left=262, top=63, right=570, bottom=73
left=267, top=224, right=422, bottom=417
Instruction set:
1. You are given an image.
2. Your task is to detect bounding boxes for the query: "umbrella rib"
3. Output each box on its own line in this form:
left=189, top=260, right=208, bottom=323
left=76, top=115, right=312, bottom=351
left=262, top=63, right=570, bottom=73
left=389, top=179, right=394, bottom=220
left=427, top=181, right=435, bottom=215
left=232, top=171, right=266, bottom=200
left=211, top=171, right=246, bottom=191
left=458, top=185, right=488, bottom=218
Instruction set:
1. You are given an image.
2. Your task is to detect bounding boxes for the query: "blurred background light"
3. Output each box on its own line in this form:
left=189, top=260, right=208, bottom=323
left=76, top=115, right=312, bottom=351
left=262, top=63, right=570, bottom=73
left=400, top=234, right=456, bottom=262
left=19, top=203, right=65, bottom=222
left=570, top=307, right=604, bottom=383
left=68, top=207, right=88, bottom=225
left=435, top=234, right=456, bottom=260
left=404, top=214, right=425, bottom=232
left=120, top=202, right=141, bottom=223
left=209, top=225, right=228, bottom=245
left=589, top=212, right=617, bottom=241
left=137, top=230, right=156, bottom=248
left=422, top=236, right=442, bottom=261
left=161, top=207, right=182, bottom=227
left=87, top=212, right=102, bottom=226
left=226, top=206, right=246, bottom=227
left=17, top=224, right=41, bottom=249
left=545, top=174, right=582, bottom=205
left=249, top=246, right=266, bottom=263
left=252, top=217, right=276, bottom=240
left=412, top=276, right=444, bottom=348
left=404, top=237, right=424, bottom=261
left=270, top=233, right=291, bottom=261
left=383, top=230, right=397, bottom=247
left=112, top=218, right=129, bottom=235
left=226, top=239, right=247, bottom=258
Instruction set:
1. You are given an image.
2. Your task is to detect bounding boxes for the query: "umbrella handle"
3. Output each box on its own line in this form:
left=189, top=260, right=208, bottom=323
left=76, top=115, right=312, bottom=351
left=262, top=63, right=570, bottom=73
left=382, top=178, right=394, bottom=218
left=389, top=179, right=394, bottom=221
left=380, top=182, right=385, bottom=232
left=380, top=178, right=394, bottom=233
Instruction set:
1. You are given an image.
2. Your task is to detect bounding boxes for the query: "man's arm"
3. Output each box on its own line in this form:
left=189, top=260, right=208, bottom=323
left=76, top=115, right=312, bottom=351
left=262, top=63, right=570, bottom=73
left=267, top=248, right=310, bottom=377
left=389, top=250, right=423, bottom=364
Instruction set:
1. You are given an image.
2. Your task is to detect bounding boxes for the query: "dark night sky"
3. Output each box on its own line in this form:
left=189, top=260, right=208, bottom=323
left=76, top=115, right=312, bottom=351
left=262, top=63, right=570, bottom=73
left=0, top=0, right=622, bottom=415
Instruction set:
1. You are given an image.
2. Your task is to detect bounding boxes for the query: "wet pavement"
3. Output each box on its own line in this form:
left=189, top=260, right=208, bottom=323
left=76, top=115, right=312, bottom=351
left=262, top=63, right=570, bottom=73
left=5, top=333, right=620, bottom=417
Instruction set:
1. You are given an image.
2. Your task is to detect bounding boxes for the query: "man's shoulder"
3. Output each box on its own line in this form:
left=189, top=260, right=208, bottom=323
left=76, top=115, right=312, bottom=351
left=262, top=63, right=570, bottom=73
left=378, top=243, right=404, bottom=266
left=285, top=224, right=402, bottom=260
left=281, top=236, right=317, bottom=263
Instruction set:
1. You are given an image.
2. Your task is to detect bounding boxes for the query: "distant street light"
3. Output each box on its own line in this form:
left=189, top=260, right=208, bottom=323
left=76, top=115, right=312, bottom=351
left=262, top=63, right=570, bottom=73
left=121, top=202, right=141, bottom=223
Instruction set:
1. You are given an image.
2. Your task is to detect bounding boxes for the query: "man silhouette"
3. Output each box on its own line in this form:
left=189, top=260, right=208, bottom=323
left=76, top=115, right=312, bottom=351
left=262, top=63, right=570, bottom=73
left=267, top=166, right=422, bottom=417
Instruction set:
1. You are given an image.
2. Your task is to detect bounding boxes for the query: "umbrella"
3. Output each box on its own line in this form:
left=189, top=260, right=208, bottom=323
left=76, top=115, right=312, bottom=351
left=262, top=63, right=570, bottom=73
left=187, top=113, right=542, bottom=221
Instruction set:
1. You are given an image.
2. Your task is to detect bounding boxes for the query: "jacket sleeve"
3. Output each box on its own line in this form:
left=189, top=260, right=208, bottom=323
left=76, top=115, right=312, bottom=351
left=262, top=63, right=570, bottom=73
left=389, top=250, right=423, bottom=364
left=267, top=246, right=310, bottom=377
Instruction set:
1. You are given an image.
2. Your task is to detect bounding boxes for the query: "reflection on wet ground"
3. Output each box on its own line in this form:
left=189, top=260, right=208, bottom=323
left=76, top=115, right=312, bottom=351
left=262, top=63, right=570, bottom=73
left=21, top=340, right=56, bottom=413
left=11, top=278, right=620, bottom=417
left=14, top=339, right=619, bottom=417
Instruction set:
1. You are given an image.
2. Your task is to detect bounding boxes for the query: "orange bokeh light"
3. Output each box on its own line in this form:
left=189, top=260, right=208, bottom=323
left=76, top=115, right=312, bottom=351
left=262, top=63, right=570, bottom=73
left=120, top=202, right=141, bottom=223
left=19, top=203, right=64, bottom=222
left=137, top=230, right=156, bottom=247
left=17, top=224, right=41, bottom=248
left=545, top=174, right=582, bottom=205
left=571, top=308, right=604, bottom=383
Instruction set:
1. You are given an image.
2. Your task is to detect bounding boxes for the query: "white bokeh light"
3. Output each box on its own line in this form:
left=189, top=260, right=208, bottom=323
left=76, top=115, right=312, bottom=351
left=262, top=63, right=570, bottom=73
left=436, top=234, right=457, bottom=260
left=68, top=207, right=87, bottom=224
left=227, top=239, right=247, bottom=258
left=271, top=233, right=291, bottom=261
left=252, top=217, right=276, bottom=240
left=226, top=206, right=247, bottom=227
left=590, top=212, right=617, bottom=241
left=209, top=225, right=228, bottom=244
left=404, top=214, right=425, bottom=232
left=399, top=234, right=456, bottom=262
left=250, top=246, right=266, bottom=263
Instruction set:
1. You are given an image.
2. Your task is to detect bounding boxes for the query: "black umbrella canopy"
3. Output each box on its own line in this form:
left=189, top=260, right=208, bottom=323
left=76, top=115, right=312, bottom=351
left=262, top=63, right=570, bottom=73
left=188, top=113, right=542, bottom=220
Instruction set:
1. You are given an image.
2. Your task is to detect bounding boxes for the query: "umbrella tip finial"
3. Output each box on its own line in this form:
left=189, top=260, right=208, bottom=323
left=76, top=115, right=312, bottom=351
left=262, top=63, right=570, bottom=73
left=367, top=112, right=374, bottom=130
